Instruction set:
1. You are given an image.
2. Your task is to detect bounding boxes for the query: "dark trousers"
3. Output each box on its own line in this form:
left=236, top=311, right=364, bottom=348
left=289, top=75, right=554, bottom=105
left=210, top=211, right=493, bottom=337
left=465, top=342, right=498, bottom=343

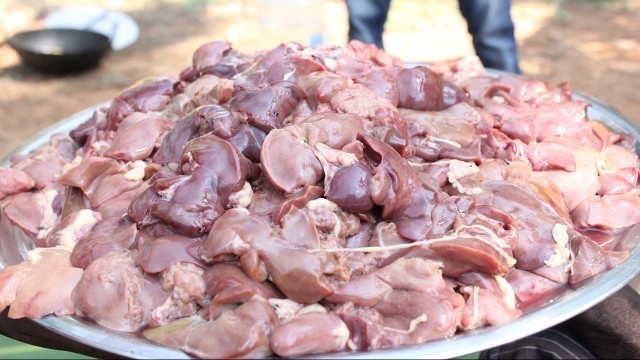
left=346, top=0, right=521, bottom=73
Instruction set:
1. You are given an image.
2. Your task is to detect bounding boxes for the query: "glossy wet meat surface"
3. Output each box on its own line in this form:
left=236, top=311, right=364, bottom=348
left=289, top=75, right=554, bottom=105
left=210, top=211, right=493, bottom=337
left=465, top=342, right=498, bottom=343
left=0, top=40, right=639, bottom=358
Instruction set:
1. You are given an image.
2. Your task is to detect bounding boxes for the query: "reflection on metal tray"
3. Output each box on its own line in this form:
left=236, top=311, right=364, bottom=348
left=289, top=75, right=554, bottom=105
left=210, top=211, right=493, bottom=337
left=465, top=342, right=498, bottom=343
left=1, top=89, right=639, bottom=359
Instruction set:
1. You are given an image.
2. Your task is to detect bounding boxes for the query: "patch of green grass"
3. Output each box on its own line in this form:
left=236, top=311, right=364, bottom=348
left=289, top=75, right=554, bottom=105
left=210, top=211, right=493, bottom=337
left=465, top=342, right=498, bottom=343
left=552, top=0, right=632, bottom=10
left=0, top=335, right=91, bottom=359
left=582, top=0, right=629, bottom=8
left=551, top=0, right=632, bottom=23
left=455, top=351, right=480, bottom=360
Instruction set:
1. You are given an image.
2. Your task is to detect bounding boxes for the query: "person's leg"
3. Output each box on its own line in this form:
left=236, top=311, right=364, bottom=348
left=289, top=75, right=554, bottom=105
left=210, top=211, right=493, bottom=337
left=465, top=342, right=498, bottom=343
left=346, top=0, right=391, bottom=49
left=458, top=0, right=521, bottom=73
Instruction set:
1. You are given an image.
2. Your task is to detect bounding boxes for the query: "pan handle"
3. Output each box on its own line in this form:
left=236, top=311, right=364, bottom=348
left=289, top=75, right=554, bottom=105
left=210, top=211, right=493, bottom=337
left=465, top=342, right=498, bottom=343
left=82, top=11, right=109, bottom=31
left=83, top=10, right=117, bottom=47
left=107, top=22, right=118, bottom=45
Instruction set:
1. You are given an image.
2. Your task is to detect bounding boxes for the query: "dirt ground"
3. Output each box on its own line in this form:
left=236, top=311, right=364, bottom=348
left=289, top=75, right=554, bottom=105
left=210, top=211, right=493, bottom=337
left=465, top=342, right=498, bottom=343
left=0, top=0, right=639, bottom=158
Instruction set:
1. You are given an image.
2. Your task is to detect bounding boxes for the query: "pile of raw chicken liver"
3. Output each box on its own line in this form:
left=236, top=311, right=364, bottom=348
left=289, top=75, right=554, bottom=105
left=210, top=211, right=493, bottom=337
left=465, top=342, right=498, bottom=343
left=1, top=40, right=639, bottom=358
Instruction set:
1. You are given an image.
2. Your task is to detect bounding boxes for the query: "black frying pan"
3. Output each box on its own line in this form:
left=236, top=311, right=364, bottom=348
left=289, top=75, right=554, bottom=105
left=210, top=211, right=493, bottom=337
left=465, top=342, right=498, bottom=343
left=7, top=29, right=112, bottom=74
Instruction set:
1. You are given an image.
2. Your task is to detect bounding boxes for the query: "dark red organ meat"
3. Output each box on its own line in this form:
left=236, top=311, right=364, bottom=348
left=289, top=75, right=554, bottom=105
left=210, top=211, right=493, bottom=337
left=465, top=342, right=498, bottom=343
left=0, top=40, right=639, bottom=359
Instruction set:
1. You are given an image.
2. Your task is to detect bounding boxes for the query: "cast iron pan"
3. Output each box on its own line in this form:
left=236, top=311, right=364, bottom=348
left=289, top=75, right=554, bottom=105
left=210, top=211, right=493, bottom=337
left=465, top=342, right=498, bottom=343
left=7, top=29, right=111, bottom=74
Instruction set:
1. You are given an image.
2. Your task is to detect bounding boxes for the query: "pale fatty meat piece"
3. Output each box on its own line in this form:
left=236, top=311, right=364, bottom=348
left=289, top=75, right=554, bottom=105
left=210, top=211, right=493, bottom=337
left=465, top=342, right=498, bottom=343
left=0, top=39, right=639, bottom=359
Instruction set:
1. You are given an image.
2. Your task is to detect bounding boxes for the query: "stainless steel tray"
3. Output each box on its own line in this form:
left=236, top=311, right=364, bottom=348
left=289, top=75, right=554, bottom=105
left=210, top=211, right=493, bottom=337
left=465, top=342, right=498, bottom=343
left=1, top=93, right=639, bottom=359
